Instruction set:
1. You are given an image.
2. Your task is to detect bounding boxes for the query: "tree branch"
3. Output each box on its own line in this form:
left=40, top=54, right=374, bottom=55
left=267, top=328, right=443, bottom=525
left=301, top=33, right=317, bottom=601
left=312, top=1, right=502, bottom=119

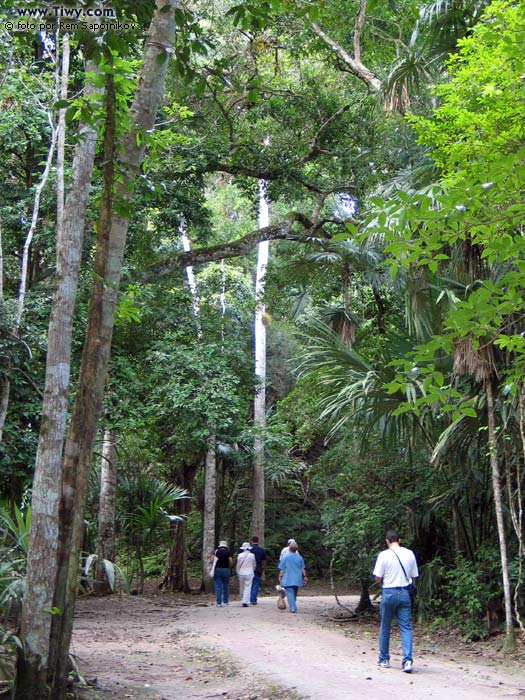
left=207, top=161, right=356, bottom=196
left=140, top=212, right=344, bottom=281
left=354, top=0, right=367, bottom=63
left=309, top=16, right=381, bottom=93
left=310, top=103, right=352, bottom=157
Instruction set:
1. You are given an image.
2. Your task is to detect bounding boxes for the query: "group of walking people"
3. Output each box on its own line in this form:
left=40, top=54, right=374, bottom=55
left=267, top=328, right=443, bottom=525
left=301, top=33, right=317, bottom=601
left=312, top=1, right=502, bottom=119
left=211, top=529, right=418, bottom=673
left=211, top=535, right=268, bottom=607
left=210, top=536, right=307, bottom=613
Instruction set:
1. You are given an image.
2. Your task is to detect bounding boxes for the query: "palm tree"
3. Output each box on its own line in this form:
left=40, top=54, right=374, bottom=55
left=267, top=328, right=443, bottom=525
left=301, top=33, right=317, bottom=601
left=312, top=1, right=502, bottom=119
left=300, top=236, right=390, bottom=341
left=382, top=0, right=492, bottom=113
left=117, top=474, right=188, bottom=593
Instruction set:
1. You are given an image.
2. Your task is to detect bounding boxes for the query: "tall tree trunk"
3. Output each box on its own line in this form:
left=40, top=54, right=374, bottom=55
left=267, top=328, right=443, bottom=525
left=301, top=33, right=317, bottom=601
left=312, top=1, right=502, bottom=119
left=49, top=5, right=178, bottom=696
left=94, top=428, right=117, bottom=595
left=181, top=221, right=202, bottom=334
left=0, top=221, right=9, bottom=445
left=180, top=223, right=217, bottom=591
left=485, top=378, right=516, bottom=652
left=0, top=371, right=10, bottom=445
left=162, top=463, right=197, bottom=592
left=250, top=181, right=269, bottom=543
left=15, top=119, right=57, bottom=329
left=201, top=433, right=217, bottom=592
left=14, top=65, right=101, bottom=700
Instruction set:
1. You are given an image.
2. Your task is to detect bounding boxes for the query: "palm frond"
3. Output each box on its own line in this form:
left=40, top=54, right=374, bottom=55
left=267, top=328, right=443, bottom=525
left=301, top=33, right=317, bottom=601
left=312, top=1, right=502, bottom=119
left=296, top=320, right=434, bottom=447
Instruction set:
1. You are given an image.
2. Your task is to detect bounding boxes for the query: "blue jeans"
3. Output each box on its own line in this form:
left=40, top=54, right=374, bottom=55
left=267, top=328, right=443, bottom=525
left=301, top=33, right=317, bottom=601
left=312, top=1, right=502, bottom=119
left=284, top=585, right=298, bottom=612
left=250, top=572, right=262, bottom=603
left=378, top=587, right=412, bottom=664
left=213, top=568, right=231, bottom=604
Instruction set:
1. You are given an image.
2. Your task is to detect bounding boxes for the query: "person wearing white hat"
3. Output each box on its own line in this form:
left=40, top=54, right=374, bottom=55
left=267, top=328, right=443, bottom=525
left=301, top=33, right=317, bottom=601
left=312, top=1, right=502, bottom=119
left=236, top=542, right=256, bottom=607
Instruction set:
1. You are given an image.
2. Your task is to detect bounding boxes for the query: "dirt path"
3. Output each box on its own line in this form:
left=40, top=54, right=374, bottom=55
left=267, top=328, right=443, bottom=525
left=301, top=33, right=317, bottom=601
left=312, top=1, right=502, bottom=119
left=72, top=591, right=525, bottom=700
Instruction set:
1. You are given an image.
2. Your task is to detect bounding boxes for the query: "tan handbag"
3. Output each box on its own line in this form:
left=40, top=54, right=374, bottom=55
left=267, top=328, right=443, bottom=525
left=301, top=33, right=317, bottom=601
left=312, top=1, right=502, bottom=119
left=276, top=584, right=286, bottom=609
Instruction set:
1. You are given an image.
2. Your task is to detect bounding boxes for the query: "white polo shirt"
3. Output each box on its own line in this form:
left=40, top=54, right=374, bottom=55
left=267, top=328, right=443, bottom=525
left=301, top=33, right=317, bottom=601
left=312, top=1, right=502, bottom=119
left=373, top=546, right=418, bottom=588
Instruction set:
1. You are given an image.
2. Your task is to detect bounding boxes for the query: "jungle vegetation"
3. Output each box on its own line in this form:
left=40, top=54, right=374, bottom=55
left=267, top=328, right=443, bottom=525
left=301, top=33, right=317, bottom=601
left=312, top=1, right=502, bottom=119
left=0, top=0, right=524, bottom=696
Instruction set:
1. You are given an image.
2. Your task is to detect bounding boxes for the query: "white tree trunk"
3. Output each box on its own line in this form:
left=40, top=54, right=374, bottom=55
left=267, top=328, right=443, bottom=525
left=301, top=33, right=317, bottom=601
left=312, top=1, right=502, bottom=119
left=180, top=221, right=202, bottom=334
left=16, top=117, right=58, bottom=329
left=94, top=428, right=117, bottom=594
left=251, top=180, right=269, bottom=543
left=179, top=223, right=216, bottom=590
left=0, top=52, right=66, bottom=446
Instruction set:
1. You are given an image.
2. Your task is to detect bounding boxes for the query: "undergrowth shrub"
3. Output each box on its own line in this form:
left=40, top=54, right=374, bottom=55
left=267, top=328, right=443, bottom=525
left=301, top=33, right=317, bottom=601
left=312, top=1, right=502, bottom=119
left=440, top=548, right=501, bottom=641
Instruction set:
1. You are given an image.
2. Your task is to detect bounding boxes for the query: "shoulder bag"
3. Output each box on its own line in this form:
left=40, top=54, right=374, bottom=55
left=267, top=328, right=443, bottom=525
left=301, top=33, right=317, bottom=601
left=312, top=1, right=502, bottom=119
left=391, top=550, right=416, bottom=602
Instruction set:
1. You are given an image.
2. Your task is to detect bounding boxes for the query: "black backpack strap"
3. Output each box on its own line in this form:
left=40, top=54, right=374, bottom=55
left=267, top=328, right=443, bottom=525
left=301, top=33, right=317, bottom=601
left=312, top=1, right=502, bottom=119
left=392, top=549, right=411, bottom=585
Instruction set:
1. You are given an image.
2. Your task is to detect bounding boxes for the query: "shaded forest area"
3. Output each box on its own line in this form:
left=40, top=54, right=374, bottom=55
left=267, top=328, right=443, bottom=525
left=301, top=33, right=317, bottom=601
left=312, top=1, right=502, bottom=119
left=0, top=0, right=524, bottom=697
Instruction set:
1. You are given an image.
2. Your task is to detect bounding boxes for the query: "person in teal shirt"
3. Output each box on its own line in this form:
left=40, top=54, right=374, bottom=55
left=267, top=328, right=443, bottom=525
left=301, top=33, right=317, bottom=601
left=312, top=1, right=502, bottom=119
left=278, top=542, right=308, bottom=612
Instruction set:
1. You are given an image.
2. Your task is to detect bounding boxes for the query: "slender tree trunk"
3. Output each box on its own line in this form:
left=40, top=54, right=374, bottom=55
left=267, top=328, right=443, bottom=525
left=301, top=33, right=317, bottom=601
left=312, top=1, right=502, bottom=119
left=180, top=223, right=216, bottom=592
left=250, top=180, right=269, bottom=543
left=15, top=118, right=57, bottom=329
left=202, top=433, right=217, bottom=592
left=0, top=58, right=64, bottom=445
left=49, top=6, right=178, bottom=695
left=0, top=221, right=9, bottom=444
left=372, top=287, right=386, bottom=335
left=181, top=221, right=202, bottom=333
left=485, top=378, right=516, bottom=652
left=355, top=579, right=373, bottom=614
left=0, top=372, right=9, bottom=446
left=94, top=428, right=117, bottom=595
left=13, top=65, right=101, bottom=700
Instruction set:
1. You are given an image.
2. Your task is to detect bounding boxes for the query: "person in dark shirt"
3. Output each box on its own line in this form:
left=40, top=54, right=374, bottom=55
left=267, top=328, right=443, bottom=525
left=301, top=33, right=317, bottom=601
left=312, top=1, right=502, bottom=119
left=213, top=540, right=233, bottom=607
left=249, top=535, right=267, bottom=605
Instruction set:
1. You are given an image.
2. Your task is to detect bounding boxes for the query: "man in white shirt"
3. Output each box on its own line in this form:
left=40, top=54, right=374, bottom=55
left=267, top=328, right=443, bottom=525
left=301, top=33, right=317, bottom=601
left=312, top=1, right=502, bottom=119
left=373, top=530, right=418, bottom=673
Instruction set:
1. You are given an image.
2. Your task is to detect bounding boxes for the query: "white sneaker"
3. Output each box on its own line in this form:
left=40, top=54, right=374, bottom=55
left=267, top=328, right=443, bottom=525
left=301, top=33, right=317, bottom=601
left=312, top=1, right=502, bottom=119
left=403, top=660, right=413, bottom=673
left=377, top=660, right=391, bottom=668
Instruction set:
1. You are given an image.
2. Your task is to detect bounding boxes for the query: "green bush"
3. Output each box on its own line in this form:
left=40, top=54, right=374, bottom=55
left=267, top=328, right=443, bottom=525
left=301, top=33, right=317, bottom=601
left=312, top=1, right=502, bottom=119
left=440, top=549, right=501, bottom=641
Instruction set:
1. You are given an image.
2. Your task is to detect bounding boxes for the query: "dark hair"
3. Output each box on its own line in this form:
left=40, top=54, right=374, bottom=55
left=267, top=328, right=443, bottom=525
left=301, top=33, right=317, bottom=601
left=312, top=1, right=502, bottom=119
left=251, top=535, right=259, bottom=543
left=289, top=542, right=298, bottom=552
left=386, top=530, right=399, bottom=543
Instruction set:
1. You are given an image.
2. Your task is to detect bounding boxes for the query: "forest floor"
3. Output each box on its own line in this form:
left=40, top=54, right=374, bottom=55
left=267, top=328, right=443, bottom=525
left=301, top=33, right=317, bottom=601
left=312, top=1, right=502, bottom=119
left=72, top=582, right=525, bottom=700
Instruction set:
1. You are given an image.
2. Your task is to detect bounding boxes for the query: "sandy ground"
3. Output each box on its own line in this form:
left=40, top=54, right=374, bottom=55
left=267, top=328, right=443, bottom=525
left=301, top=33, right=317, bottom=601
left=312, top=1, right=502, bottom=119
left=72, top=589, right=525, bottom=700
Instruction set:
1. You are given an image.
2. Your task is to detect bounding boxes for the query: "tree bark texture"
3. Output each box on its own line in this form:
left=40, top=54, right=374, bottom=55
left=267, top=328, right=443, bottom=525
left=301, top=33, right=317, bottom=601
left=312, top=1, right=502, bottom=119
left=250, top=181, right=269, bottom=543
left=49, top=4, right=178, bottom=695
left=141, top=213, right=321, bottom=281
left=162, top=463, right=197, bottom=592
left=13, top=65, right=101, bottom=700
left=202, top=433, right=217, bottom=593
left=0, top=222, right=9, bottom=445
left=94, top=428, right=117, bottom=595
left=485, top=379, right=516, bottom=653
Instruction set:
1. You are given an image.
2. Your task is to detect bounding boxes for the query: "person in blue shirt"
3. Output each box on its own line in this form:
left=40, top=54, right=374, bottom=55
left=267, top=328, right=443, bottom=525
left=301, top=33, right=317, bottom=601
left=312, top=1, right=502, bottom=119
left=277, top=542, right=307, bottom=613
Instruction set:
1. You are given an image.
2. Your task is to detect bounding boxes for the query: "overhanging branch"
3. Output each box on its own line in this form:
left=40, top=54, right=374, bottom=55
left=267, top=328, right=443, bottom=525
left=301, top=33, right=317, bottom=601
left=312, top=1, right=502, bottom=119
left=140, top=212, right=354, bottom=282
